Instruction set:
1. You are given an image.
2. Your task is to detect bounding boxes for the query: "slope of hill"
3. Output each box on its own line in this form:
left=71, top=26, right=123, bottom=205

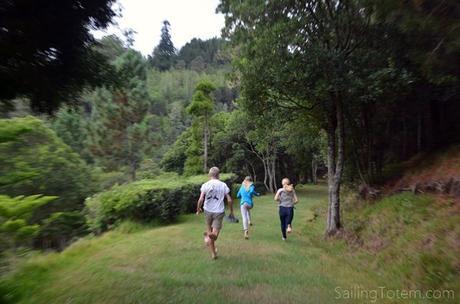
left=386, top=145, right=460, bottom=198
left=1, top=148, right=459, bottom=303
left=331, top=146, right=460, bottom=296
left=0, top=185, right=410, bottom=304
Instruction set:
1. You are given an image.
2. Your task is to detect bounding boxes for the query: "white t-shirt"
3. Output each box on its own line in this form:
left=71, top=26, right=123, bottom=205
left=201, top=179, right=230, bottom=213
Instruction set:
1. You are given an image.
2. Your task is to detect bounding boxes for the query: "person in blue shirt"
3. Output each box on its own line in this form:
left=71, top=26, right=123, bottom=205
left=237, top=176, right=260, bottom=239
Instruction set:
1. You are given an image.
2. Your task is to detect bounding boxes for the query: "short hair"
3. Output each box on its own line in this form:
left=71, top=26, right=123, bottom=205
left=244, top=176, right=253, bottom=182
left=208, top=167, right=220, bottom=178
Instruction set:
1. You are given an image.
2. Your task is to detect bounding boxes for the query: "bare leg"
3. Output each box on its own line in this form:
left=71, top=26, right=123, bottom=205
left=204, top=224, right=213, bottom=245
left=209, top=228, right=220, bottom=259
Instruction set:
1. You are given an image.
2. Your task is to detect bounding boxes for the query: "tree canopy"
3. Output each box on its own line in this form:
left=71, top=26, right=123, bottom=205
left=149, top=20, right=177, bottom=71
left=0, top=0, right=117, bottom=113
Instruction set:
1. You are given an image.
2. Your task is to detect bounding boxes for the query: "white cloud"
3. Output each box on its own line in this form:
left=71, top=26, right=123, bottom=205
left=92, top=0, right=225, bottom=56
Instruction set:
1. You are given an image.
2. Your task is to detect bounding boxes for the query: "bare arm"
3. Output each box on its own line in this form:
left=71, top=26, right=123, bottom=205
left=226, top=194, right=234, bottom=215
left=274, top=189, right=281, bottom=201
left=196, top=191, right=205, bottom=214
left=293, top=192, right=299, bottom=204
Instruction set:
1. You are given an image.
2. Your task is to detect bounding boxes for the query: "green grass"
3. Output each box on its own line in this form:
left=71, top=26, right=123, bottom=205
left=2, top=184, right=459, bottom=303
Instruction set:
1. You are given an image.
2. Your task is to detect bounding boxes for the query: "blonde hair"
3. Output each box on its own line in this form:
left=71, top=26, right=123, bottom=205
left=243, top=176, right=253, bottom=191
left=208, top=167, right=220, bottom=178
left=282, top=178, right=294, bottom=192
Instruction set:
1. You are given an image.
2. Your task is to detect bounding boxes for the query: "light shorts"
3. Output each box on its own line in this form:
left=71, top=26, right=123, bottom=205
left=204, top=211, right=225, bottom=230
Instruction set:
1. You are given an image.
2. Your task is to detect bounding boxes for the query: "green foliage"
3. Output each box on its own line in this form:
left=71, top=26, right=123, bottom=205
left=86, top=53, right=154, bottom=179
left=136, top=159, right=162, bottom=180
left=8, top=185, right=458, bottom=304
left=0, top=117, right=93, bottom=220
left=0, top=195, right=56, bottom=250
left=149, top=20, right=177, bottom=71
left=90, top=168, right=131, bottom=192
left=177, top=38, right=229, bottom=69
left=220, top=0, right=459, bottom=188
left=183, top=80, right=217, bottom=174
left=51, top=105, right=93, bottom=163
left=0, top=0, right=117, bottom=112
left=187, top=80, right=216, bottom=117
left=85, top=173, right=235, bottom=233
left=340, top=192, right=460, bottom=290
left=35, top=211, right=88, bottom=250
left=160, top=129, right=193, bottom=174
left=94, top=35, right=127, bottom=62
left=113, top=49, right=148, bottom=85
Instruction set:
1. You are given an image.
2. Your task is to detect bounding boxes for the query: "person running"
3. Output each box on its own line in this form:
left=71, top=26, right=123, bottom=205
left=196, top=167, right=233, bottom=259
left=274, top=178, right=298, bottom=241
left=237, top=176, right=260, bottom=239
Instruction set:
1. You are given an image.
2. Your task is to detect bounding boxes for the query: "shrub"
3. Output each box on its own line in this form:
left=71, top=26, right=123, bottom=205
left=34, top=212, right=88, bottom=251
left=91, top=168, right=131, bottom=192
left=85, top=173, right=235, bottom=233
left=0, top=194, right=57, bottom=252
left=231, top=183, right=241, bottom=198
left=0, top=117, right=93, bottom=221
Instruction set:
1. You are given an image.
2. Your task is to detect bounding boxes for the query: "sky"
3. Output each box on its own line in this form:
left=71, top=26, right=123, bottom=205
left=92, top=0, right=225, bottom=56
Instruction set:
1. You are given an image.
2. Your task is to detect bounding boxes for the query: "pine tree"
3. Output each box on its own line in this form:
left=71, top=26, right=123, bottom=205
left=87, top=50, right=154, bottom=180
left=149, top=20, right=177, bottom=71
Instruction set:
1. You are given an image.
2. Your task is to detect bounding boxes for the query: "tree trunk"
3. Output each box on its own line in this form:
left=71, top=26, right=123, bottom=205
left=130, top=160, right=137, bottom=181
left=326, top=101, right=344, bottom=236
left=269, top=156, right=277, bottom=193
left=203, top=115, right=208, bottom=173
left=262, top=158, right=269, bottom=191
left=248, top=161, right=257, bottom=182
left=416, top=110, right=422, bottom=153
left=311, top=157, right=318, bottom=184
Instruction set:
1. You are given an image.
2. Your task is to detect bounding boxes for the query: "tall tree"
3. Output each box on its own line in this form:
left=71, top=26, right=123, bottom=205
left=219, top=0, right=408, bottom=235
left=187, top=81, right=216, bottom=173
left=0, top=0, right=117, bottom=113
left=93, top=35, right=127, bottom=63
left=87, top=50, right=154, bottom=180
left=149, top=20, right=177, bottom=71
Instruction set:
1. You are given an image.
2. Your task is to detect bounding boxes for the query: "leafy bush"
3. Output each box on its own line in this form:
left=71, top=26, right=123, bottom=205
left=34, top=212, right=88, bottom=250
left=0, top=117, right=93, bottom=221
left=254, top=182, right=268, bottom=195
left=0, top=195, right=57, bottom=252
left=91, top=167, right=131, bottom=191
left=85, top=173, right=235, bottom=233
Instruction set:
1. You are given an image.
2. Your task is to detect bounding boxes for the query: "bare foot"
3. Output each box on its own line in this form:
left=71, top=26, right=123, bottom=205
left=287, top=225, right=292, bottom=233
left=244, top=230, right=249, bottom=239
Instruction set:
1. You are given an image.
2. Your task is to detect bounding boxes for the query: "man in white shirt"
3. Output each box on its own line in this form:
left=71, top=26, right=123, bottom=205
left=196, top=167, right=233, bottom=259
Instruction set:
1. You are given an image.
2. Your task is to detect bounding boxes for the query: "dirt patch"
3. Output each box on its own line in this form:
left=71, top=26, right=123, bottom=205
left=363, top=234, right=389, bottom=252
left=386, top=146, right=460, bottom=198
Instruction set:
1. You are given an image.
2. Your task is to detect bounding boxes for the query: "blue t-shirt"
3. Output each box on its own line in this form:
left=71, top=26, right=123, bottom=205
left=237, top=184, right=260, bottom=206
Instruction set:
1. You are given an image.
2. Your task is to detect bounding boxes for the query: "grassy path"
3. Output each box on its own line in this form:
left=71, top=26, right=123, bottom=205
left=4, top=185, right=392, bottom=303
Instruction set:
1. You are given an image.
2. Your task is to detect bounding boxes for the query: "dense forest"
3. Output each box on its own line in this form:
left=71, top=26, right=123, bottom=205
left=0, top=1, right=459, bottom=302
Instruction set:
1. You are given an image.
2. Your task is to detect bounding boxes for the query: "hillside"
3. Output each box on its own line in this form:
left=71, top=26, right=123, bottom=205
left=2, top=180, right=459, bottom=303
left=386, top=145, right=460, bottom=197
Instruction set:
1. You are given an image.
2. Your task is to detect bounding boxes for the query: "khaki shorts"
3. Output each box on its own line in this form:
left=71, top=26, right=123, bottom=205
left=204, top=211, right=225, bottom=230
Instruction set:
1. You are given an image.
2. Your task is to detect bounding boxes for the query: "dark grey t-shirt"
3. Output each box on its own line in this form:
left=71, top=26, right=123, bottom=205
left=277, top=188, right=296, bottom=207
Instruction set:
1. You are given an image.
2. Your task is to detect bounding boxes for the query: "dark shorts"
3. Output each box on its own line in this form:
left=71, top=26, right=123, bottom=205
left=204, top=211, right=225, bottom=230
